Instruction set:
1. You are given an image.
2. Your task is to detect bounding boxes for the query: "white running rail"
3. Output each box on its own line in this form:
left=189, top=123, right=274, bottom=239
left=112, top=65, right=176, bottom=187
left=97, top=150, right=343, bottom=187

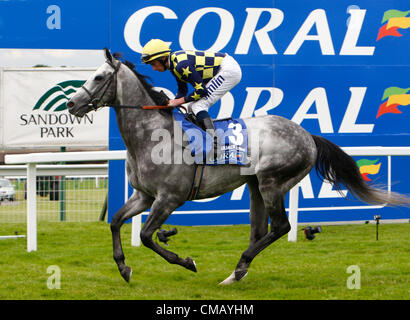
left=5, top=151, right=128, bottom=251
left=4, top=146, right=410, bottom=251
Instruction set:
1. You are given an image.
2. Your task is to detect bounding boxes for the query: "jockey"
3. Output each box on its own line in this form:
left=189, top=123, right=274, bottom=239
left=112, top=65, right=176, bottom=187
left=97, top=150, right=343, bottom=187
left=141, top=39, right=242, bottom=135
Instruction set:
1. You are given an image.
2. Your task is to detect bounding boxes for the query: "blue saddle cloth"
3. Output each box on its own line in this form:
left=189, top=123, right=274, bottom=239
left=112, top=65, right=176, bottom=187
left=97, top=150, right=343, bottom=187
left=173, top=109, right=248, bottom=165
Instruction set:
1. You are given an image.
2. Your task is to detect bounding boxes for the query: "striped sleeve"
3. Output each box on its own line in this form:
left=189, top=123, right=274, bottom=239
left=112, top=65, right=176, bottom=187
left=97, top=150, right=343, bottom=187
left=174, top=76, right=188, bottom=99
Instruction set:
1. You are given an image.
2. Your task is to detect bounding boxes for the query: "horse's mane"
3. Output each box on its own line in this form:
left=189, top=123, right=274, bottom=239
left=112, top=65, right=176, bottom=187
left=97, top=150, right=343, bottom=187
left=113, top=53, right=172, bottom=114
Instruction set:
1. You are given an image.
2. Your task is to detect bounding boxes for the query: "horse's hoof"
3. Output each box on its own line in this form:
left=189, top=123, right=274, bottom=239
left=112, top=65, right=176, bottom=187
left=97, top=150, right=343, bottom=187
left=120, top=266, right=132, bottom=283
left=219, top=271, right=236, bottom=285
left=185, top=257, right=197, bottom=273
left=219, top=270, right=248, bottom=286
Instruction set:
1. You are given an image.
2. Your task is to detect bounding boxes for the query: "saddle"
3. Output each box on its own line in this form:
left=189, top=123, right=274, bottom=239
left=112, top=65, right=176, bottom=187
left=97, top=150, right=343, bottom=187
left=157, top=91, right=248, bottom=200
left=173, top=109, right=248, bottom=166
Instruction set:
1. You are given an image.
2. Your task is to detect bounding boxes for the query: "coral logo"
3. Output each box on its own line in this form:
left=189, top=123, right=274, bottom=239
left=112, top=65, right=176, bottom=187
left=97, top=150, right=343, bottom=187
left=356, top=159, right=381, bottom=182
left=33, top=80, right=85, bottom=112
left=377, top=9, right=410, bottom=41
left=376, top=87, right=410, bottom=118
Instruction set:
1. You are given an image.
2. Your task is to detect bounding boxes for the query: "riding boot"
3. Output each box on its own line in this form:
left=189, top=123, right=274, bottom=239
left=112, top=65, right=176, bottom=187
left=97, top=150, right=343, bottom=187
left=196, top=111, right=218, bottom=163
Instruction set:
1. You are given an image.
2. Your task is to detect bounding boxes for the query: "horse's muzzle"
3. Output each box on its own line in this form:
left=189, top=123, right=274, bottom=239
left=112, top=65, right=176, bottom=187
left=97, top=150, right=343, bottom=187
left=66, top=100, right=79, bottom=115
left=66, top=100, right=89, bottom=117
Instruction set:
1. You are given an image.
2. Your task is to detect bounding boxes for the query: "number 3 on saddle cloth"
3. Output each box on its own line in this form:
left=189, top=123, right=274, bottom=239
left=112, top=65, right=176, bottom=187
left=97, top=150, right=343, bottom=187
left=173, top=109, right=248, bottom=166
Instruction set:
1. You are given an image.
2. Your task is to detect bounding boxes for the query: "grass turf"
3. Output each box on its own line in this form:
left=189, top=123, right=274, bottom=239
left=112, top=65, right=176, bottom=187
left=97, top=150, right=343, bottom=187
left=0, top=222, right=409, bottom=300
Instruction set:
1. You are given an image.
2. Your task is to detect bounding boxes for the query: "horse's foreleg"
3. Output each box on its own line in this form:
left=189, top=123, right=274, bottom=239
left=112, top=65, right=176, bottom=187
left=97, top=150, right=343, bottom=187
left=110, top=190, right=153, bottom=282
left=139, top=197, right=197, bottom=273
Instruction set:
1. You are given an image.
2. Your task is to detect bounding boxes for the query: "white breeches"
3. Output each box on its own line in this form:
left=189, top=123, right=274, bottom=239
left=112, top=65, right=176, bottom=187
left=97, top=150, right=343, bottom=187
left=189, top=54, right=242, bottom=115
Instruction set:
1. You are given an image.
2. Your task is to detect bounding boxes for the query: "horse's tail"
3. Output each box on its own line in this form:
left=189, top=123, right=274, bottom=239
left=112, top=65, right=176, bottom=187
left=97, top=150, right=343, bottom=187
left=311, top=134, right=410, bottom=206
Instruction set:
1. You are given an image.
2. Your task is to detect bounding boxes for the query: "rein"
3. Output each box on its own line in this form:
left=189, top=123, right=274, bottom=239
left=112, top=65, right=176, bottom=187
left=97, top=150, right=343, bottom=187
left=80, top=59, right=186, bottom=113
left=110, top=104, right=175, bottom=110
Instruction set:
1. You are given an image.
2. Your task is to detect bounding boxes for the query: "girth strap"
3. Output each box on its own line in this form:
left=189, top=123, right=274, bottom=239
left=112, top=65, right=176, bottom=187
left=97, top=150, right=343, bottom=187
left=188, top=164, right=205, bottom=201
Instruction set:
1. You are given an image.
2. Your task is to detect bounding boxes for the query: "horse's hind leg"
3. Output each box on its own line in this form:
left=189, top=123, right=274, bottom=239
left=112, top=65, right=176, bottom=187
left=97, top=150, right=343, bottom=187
left=220, top=177, right=268, bottom=285
left=248, top=177, right=269, bottom=245
left=221, top=176, right=290, bottom=285
left=111, top=190, right=154, bottom=282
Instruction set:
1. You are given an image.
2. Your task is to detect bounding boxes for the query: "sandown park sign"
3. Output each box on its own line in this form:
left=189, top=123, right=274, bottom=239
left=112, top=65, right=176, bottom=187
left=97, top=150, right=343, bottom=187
left=32, top=80, right=85, bottom=113
left=20, top=80, right=91, bottom=139
left=1, top=69, right=108, bottom=148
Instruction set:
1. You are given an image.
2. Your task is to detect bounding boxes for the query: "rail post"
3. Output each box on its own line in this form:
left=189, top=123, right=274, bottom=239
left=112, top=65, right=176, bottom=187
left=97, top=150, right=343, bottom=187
left=27, top=163, right=37, bottom=252
left=59, top=146, right=66, bottom=221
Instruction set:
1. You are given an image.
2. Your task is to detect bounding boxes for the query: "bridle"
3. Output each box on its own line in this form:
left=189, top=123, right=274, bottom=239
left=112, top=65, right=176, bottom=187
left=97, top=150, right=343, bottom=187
left=79, top=59, right=184, bottom=112
left=81, top=59, right=121, bottom=111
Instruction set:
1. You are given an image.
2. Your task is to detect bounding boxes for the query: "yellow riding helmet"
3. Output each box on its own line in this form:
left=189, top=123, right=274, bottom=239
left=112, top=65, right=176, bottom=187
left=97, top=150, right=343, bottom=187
left=141, top=39, right=171, bottom=64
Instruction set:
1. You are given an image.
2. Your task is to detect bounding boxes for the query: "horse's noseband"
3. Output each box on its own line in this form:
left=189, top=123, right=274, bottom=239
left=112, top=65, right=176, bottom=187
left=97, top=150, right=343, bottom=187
left=81, top=60, right=121, bottom=110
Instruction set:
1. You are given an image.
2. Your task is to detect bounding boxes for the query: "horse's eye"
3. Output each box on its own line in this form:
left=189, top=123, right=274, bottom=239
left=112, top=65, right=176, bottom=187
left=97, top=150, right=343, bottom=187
left=94, top=75, right=103, bottom=81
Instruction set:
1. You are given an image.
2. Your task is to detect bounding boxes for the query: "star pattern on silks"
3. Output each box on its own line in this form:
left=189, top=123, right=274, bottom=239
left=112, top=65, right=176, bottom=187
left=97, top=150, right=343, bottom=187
left=191, top=92, right=202, bottom=100
left=182, top=66, right=192, bottom=78
left=194, top=82, right=204, bottom=90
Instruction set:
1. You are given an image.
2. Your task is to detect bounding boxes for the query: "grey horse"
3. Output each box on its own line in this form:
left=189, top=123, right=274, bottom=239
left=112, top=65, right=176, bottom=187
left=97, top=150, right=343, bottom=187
left=67, top=48, right=409, bottom=285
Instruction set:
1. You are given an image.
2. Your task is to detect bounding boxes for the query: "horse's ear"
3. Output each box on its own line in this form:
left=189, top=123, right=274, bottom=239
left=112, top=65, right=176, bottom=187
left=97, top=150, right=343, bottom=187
left=104, top=47, right=113, bottom=62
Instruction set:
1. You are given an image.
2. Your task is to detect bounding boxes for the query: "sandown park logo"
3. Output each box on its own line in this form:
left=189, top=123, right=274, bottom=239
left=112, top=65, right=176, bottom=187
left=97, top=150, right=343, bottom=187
left=33, top=80, right=85, bottom=112
left=376, top=87, right=410, bottom=118
left=356, top=159, right=381, bottom=182
left=377, top=9, right=410, bottom=41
